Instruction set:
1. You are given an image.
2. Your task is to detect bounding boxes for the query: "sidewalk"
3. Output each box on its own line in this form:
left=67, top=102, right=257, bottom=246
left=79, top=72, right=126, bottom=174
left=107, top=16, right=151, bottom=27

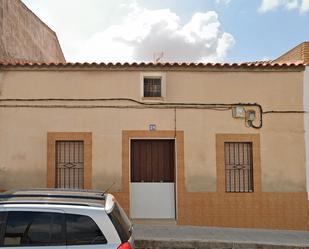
left=134, top=224, right=309, bottom=249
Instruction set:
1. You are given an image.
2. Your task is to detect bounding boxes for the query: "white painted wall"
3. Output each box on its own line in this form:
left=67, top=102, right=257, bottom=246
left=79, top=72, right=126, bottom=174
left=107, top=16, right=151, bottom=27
left=304, top=66, right=309, bottom=199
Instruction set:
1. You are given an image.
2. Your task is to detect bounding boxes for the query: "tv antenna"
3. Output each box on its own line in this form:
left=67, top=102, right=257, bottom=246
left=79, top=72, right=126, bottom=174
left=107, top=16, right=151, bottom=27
left=153, top=52, right=164, bottom=63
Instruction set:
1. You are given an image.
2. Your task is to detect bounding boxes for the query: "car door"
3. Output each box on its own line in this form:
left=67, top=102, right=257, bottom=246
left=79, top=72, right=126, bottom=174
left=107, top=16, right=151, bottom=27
left=0, top=208, right=66, bottom=249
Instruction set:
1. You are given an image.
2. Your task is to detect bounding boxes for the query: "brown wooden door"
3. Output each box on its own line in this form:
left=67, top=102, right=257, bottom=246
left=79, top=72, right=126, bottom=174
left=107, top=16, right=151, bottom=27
left=131, top=140, right=175, bottom=183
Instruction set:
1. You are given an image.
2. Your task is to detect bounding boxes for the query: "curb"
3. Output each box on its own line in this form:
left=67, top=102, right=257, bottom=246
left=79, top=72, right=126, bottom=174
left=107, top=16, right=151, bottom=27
left=135, top=239, right=309, bottom=249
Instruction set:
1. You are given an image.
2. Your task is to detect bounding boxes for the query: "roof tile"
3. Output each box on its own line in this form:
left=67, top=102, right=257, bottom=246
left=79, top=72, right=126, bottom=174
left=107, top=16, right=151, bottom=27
left=0, top=61, right=305, bottom=69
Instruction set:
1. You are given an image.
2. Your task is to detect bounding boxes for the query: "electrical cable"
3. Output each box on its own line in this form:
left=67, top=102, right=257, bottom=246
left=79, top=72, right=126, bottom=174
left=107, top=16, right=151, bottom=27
left=263, top=110, right=309, bottom=114
left=0, top=98, right=308, bottom=130
left=0, top=98, right=236, bottom=107
left=248, top=104, right=263, bottom=129
left=0, top=104, right=232, bottom=110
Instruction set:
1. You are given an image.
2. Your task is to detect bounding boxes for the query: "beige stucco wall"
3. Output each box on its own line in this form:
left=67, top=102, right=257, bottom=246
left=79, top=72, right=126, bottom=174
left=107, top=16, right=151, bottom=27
left=0, top=69, right=306, bottom=193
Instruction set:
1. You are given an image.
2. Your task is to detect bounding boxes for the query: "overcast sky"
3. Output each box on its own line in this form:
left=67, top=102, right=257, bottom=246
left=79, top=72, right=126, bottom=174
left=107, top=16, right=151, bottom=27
left=22, top=0, right=309, bottom=63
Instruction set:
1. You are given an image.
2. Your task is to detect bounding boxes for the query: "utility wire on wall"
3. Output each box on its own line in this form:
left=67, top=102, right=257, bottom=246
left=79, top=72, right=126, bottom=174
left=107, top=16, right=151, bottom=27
left=263, top=110, right=309, bottom=114
left=0, top=98, right=308, bottom=129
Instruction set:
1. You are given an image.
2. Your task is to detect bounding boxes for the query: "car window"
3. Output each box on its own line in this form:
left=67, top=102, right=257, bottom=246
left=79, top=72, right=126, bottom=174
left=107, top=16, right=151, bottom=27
left=0, top=212, right=6, bottom=246
left=66, top=214, right=107, bottom=245
left=50, top=212, right=65, bottom=245
left=3, top=211, right=65, bottom=247
left=108, top=202, right=131, bottom=242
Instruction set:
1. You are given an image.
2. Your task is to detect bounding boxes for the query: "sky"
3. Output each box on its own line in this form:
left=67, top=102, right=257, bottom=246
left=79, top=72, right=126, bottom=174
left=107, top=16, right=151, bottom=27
left=22, top=0, right=309, bottom=63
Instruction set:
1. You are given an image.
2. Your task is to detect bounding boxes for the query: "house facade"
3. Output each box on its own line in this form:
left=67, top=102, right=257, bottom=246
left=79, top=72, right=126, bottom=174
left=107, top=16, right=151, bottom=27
left=0, top=59, right=308, bottom=230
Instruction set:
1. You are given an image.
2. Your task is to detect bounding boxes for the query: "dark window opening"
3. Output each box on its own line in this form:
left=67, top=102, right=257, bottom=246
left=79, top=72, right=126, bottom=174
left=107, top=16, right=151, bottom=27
left=224, top=142, right=254, bottom=193
left=66, top=214, right=107, bottom=245
left=0, top=212, right=6, bottom=246
left=143, top=78, right=162, bottom=97
left=3, top=211, right=65, bottom=246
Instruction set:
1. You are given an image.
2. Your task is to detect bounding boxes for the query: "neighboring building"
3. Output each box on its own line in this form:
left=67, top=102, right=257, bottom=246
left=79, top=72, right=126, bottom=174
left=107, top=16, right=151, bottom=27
left=0, top=0, right=65, bottom=63
left=274, top=42, right=309, bottom=64
left=273, top=42, right=309, bottom=202
left=305, top=66, right=309, bottom=202
left=0, top=49, right=308, bottom=230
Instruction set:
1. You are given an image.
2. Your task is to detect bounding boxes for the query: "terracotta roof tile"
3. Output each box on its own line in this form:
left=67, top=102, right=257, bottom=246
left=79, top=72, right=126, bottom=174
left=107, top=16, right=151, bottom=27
left=0, top=61, right=305, bottom=69
left=274, top=42, right=309, bottom=64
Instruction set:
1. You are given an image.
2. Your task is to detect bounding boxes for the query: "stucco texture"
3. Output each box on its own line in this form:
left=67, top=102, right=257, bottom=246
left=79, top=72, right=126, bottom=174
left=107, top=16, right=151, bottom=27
left=0, top=69, right=306, bottom=193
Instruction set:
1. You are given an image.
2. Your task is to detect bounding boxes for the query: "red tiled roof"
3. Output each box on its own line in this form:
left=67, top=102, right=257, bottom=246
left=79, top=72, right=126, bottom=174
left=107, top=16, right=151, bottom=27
left=274, top=42, right=309, bottom=64
left=0, top=61, right=305, bottom=69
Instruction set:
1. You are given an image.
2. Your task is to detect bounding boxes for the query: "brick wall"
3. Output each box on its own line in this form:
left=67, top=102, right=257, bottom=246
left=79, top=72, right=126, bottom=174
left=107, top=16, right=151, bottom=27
left=304, top=43, right=309, bottom=64
left=0, top=0, right=65, bottom=63
left=275, top=42, right=309, bottom=64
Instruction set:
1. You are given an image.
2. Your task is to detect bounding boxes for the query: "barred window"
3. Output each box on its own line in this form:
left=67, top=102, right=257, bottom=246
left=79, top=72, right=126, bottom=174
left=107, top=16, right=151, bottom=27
left=143, top=77, right=162, bottom=97
left=56, top=141, right=84, bottom=189
left=224, top=142, right=254, bottom=192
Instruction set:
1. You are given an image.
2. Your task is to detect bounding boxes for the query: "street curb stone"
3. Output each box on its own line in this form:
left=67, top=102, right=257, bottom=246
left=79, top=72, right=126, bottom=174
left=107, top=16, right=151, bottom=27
left=135, top=239, right=309, bottom=249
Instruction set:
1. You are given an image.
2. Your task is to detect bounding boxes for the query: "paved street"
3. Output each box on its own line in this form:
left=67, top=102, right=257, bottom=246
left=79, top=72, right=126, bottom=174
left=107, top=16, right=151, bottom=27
left=134, top=224, right=309, bottom=248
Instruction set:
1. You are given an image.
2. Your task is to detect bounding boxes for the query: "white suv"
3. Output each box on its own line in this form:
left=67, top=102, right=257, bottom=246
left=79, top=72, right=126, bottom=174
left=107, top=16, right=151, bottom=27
left=0, top=189, right=134, bottom=249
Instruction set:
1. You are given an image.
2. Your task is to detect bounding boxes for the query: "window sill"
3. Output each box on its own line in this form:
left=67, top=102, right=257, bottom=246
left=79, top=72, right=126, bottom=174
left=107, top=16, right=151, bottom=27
left=141, top=97, right=165, bottom=102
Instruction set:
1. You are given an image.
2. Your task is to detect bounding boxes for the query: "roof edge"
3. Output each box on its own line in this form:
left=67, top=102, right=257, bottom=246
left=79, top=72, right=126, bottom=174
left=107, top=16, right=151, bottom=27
left=0, top=61, right=305, bottom=72
left=275, top=42, right=309, bottom=64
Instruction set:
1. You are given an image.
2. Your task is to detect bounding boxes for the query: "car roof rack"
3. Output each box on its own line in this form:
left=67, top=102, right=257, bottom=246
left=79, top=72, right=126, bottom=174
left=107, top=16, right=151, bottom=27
left=0, top=194, right=105, bottom=201
left=3, top=188, right=105, bottom=194
left=0, top=188, right=106, bottom=201
left=0, top=202, right=91, bottom=207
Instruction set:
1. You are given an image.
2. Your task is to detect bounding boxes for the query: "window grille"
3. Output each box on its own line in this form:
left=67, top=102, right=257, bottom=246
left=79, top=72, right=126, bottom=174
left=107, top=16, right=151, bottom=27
left=56, top=141, right=84, bottom=189
left=143, top=78, right=161, bottom=97
left=224, top=142, right=253, bottom=192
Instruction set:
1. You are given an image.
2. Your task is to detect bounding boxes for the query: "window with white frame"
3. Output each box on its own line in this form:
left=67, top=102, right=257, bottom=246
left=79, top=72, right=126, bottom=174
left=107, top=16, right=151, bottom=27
left=140, top=73, right=166, bottom=100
